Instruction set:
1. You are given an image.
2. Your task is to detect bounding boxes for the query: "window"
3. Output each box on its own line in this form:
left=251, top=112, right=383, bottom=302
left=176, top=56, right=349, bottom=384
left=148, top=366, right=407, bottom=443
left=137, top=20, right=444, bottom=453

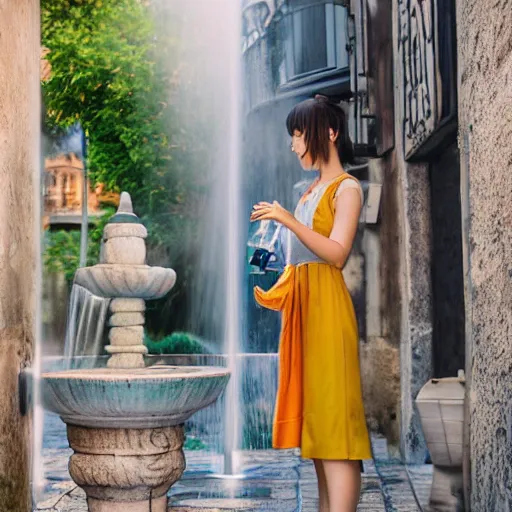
left=292, top=4, right=328, bottom=75
left=277, top=1, right=349, bottom=88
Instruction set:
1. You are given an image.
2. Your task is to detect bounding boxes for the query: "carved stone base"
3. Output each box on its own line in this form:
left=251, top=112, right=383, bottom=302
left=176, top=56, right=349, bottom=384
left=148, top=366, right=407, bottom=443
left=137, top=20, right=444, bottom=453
left=67, top=425, right=185, bottom=511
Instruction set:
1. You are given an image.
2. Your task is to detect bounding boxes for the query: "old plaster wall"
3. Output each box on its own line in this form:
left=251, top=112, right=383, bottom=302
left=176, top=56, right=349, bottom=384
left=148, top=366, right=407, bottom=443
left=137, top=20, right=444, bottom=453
left=360, top=157, right=402, bottom=447
left=456, top=0, right=512, bottom=509
left=362, top=150, right=433, bottom=461
left=374, top=0, right=435, bottom=464
left=360, top=1, right=435, bottom=456
left=395, top=159, right=433, bottom=465
left=0, top=1, right=40, bottom=509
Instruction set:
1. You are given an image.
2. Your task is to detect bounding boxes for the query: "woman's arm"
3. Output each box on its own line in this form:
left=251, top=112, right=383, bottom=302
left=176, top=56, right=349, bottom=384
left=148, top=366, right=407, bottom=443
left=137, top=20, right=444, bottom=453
left=288, top=188, right=361, bottom=268
left=250, top=187, right=361, bottom=269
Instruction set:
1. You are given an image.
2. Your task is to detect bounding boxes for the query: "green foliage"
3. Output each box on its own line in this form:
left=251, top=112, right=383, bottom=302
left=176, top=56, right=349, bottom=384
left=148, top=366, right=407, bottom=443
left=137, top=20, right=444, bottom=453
left=183, top=435, right=207, bottom=451
left=144, top=331, right=207, bottom=355
left=41, top=0, right=212, bottom=335
left=41, top=0, right=171, bottom=199
left=43, top=208, right=115, bottom=282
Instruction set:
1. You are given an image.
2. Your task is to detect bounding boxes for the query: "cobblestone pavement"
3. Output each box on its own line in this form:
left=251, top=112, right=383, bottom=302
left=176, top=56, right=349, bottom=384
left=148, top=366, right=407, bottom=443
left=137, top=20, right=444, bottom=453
left=35, top=413, right=433, bottom=511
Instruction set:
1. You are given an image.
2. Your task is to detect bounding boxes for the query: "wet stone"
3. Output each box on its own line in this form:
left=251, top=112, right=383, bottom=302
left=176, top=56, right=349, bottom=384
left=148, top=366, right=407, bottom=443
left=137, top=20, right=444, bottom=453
left=36, top=415, right=429, bottom=512
left=108, top=326, right=144, bottom=346
left=108, top=312, right=144, bottom=327
left=110, top=298, right=146, bottom=313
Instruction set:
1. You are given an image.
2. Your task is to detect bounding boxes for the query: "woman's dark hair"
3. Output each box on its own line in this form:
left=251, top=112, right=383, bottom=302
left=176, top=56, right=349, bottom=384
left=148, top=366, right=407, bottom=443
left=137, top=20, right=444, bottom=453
left=286, top=95, right=355, bottom=165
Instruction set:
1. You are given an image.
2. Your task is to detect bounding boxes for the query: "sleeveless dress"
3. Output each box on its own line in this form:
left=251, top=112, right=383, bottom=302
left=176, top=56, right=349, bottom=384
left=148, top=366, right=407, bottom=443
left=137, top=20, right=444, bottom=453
left=254, top=174, right=372, bottom=460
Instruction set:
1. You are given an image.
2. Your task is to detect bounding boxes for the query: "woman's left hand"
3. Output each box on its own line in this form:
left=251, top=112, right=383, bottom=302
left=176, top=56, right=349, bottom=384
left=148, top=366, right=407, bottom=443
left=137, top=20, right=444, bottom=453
left=250, top=201, right=294, bottom=226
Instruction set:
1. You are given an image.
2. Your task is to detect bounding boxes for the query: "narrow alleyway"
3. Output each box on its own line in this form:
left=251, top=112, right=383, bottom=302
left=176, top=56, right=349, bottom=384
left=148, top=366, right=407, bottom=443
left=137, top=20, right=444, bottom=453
left=36, top=414, right=432, bottom=512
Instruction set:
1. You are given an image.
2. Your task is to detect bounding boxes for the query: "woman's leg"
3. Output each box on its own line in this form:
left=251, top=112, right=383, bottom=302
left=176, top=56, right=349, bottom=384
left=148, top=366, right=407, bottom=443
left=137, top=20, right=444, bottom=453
left=313, top=459, right=329, bottom=512
left=322, top=459, right=361, bottom=512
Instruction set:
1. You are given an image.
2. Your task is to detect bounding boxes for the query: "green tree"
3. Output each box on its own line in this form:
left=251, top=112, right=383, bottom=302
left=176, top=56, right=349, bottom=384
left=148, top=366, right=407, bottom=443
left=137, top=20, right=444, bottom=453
left=41, top=0, right=211, bottom=334
left=41, top=0, right=172, bottom=200
left=43, top=208, right=115, bottom=282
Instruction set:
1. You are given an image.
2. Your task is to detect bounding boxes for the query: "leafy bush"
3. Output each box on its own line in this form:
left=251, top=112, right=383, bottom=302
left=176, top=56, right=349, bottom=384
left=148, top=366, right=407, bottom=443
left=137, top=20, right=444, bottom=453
left=43, top=208, right=115, bottom=282
left=144, top=331, right=207, bottom=355
left=184, top=436, right=207, bottom=451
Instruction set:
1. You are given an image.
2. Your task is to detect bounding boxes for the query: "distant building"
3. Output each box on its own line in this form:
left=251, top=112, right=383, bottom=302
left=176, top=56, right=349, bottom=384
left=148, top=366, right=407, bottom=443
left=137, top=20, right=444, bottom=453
left=43, top=153, right=119, bottom=230
left=40, top=48, right=119, bottom=230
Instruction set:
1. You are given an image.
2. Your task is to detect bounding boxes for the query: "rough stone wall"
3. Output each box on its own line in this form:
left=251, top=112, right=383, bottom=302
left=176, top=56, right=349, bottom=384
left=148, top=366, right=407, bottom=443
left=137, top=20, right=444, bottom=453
left=363, top=153, right=433, bottom=461
left=396, top=160, right=433, bottom=464
left=360, top=336, right=401, bottom=444
left=385, top=0, right=434, bottom=464
left=456, top=0, right=512, bottom=509
left=0, top=1, right=40, bottom=510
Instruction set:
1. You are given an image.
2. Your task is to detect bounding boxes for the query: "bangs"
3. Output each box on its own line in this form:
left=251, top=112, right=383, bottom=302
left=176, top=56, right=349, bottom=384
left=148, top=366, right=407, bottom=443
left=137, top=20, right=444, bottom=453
left=285, top=96, right=355, bottom=165
left=286, top=99, right=316, bottom=136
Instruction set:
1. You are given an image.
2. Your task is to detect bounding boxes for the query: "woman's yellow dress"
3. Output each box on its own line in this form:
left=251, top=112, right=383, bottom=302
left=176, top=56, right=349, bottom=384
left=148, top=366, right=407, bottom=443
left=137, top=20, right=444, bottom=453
left=254, top=174, right=372, bottom=460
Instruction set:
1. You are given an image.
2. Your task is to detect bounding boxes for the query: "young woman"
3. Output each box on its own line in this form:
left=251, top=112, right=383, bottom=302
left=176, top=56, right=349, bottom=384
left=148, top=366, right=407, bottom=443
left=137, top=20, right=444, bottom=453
left=250, top=95, right=371, bottom=511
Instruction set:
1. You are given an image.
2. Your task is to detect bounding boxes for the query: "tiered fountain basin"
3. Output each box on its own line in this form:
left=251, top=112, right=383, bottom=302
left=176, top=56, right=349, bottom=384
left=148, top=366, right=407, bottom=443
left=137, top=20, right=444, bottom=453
left=40, top=361, right=230, bottom=512
left=74, top=264, right=176, bottom=300
left=41, top=364, right=230, bottom=429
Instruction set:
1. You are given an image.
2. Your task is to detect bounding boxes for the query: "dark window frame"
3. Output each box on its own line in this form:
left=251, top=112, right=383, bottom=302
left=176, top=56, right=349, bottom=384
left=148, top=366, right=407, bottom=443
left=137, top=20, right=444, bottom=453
left=277, top=1, right=350, bottom=90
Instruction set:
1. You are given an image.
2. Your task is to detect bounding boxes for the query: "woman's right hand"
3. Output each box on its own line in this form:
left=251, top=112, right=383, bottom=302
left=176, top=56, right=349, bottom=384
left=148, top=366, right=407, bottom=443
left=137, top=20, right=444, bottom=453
left=250, top=201, right=294, bottom=227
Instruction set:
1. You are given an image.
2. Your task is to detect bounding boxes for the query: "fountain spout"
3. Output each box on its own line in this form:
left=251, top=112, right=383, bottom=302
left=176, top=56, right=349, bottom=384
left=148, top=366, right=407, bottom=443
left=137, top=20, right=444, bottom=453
left=72, top=192, right=176, bottom=368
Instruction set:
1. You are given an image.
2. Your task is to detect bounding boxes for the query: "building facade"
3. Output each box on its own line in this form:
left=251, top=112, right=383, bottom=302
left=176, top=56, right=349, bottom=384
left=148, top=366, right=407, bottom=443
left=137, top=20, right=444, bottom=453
left=242, top=0, right=512, bottom=509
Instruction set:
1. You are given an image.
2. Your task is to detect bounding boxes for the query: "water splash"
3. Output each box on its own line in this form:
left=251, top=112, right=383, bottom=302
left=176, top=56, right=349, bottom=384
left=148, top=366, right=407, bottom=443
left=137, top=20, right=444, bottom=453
left=162, top=353, right=278, bottom=473
left=158, top=0, right=246, bottom=474
left=223, top=0, right=243, bottom=476
left=63, top=284, right=110, bottom=359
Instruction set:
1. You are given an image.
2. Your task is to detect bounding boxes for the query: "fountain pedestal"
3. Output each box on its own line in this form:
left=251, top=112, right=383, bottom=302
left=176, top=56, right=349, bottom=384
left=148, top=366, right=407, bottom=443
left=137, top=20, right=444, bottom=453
left=106, top=298, right=147, bottom=368
left=68, top=425, right=185, bottom=512
left=40, top=193, right=230, bottom=512
left=42, top=364, right=229, bottom=511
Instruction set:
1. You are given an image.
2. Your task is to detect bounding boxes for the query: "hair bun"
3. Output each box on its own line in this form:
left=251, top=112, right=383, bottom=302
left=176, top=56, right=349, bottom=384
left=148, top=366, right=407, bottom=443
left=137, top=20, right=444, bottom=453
left=314, top=94, right=329, bottom=102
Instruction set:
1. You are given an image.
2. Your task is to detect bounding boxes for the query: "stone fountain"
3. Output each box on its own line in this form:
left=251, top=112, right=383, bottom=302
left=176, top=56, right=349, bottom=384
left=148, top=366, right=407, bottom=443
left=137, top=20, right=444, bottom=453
left=40, top=193, right=230, bottom=512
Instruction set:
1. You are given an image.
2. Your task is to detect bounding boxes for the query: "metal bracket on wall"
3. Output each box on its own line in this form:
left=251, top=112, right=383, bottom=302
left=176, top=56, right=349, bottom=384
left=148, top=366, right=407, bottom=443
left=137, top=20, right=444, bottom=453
left=19, top=368, right=33, bottom=416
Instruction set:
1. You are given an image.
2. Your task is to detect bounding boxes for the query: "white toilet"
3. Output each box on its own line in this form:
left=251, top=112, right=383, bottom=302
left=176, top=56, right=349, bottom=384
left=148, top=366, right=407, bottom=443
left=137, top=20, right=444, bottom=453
left=416, top=370, right=465, bottom=511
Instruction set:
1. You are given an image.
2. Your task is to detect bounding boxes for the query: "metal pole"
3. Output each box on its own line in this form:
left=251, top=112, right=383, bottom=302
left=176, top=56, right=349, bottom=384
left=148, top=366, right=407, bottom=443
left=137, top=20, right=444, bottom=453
left=79, top=129, right=88, bottom=268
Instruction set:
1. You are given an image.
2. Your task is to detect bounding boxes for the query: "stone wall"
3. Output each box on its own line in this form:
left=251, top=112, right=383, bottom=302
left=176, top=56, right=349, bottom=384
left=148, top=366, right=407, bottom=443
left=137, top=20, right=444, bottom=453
left=362, top=153, right=434, bottom=460
left=361, top=2, right=436, bottom=457
left=361, top=157, right=402, bottom=447
left=456, top=0, right=512, bottom=509
left=367, top=0, right=435, bottom=464
left=360, top=336, right=400, bottom=445
left=0, top=1, right=40, bottom=509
